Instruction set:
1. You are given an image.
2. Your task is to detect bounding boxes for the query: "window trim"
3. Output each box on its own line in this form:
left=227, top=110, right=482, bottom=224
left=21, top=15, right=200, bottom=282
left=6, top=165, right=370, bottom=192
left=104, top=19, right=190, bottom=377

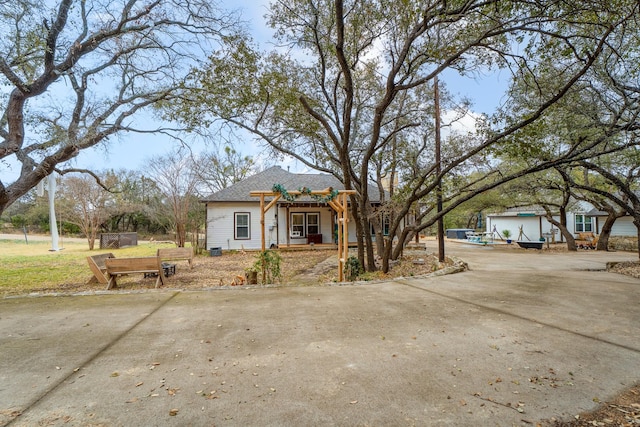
left=290, top=212, right=321, bottom=238
left=234, top=212, right=251, bottom=240
left=291, top=212, right=305, bottom=238
left=370, top=214, right=391, bottom=236
left=307, top=212, right=321, bottom=235
left=382, top=215, right=390, bottom=236
left=575, top=214, right=593, bottom=233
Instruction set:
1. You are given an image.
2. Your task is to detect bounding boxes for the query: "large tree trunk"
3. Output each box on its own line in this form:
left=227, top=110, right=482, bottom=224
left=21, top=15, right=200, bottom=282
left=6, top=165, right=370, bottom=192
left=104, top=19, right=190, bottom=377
left=363, top=215, right=376, bottom=272
left=596, top=211, right=623, bottom=251
left=351, top=201, right=365, bottom=269
left=354, top=195, right=377, bottom=272
left=559, top=206, right=568, bottom=243
left=634, top=217, right=640, bottom=260
left=545, top=213, right=577, bottom=251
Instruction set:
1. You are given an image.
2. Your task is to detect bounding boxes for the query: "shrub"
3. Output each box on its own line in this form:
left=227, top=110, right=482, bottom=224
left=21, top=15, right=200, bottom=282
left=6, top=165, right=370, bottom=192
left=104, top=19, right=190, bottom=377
left=344, top=256, right=363, bottom=281
left=252, top=250, right=282, bottom=284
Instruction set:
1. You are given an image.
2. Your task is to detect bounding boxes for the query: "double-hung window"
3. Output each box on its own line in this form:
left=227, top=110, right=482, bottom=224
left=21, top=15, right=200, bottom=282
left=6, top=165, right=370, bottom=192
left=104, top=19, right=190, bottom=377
left=382, top=215, right=390, bottom=236
left=307, top=213, right=320, bottom=235
left=371, top=215, right=391, bottom=236
left=235, top=212, right=250, bottom=240
left=291, top=213, right=305, bottom=237
left=575, top=214, right=593, bottom=233
left=290, top=212, right=320, bottom=237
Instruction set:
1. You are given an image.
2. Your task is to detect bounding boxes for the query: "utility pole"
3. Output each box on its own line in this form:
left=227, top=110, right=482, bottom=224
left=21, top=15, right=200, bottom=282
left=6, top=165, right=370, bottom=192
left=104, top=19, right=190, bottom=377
left=434, top=76, right=445, bottom=262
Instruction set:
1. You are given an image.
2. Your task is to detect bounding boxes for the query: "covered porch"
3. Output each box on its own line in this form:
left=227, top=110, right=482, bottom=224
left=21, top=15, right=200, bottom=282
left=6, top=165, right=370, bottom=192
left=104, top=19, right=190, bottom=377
left=251, top=187, right=356, bottom=282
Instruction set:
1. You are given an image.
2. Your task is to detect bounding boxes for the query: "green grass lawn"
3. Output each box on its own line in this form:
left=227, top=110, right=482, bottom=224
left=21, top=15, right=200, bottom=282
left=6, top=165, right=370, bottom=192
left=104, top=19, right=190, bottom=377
left=0, top=238, right=177, bottom=295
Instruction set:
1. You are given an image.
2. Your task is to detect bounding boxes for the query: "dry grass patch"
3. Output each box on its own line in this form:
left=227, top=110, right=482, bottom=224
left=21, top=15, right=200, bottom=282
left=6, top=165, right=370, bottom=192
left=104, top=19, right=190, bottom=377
left=608, top=261, right=640, bottom=279
left=0, top=238, right=178, bottom=295
left=0, top=238, right=336, bottom=295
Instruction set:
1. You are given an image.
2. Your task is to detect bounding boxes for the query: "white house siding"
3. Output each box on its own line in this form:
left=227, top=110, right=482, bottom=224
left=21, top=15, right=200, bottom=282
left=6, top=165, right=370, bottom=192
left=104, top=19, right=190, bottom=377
left=275, top=205, right=328, bottom=245
left=273, top=205, right=360, bottom=245
left=207, top=202, right=363, bottom=251
left=486, top=215, right=562, bottom=241
left=206, top=202, right=276, bottom=251
left=611, top=217, right=636, bottom=236
left=487, top=209, right=640, bottom=241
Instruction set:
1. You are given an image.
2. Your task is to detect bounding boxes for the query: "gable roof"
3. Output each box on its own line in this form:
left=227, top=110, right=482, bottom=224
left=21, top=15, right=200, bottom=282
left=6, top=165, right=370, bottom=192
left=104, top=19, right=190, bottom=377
left=487, top=200, right=601, bottom=217
left=487, top=205, right=550, bottom=217
left=201, top=166, right=383, bottom=203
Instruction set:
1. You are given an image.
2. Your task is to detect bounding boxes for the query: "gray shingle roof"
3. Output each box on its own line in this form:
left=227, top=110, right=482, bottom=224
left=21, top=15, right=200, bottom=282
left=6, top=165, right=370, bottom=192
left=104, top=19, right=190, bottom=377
left=201, top=166, right=383, bottom=203
left=585, top=208, right=609, bottom=216
left=487, top=205, right=554, bottom=217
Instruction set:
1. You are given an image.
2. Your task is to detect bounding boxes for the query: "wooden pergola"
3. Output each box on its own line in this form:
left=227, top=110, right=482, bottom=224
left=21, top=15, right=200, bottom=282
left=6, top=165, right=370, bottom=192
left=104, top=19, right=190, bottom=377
left=250, top=187, right=357, bottom=282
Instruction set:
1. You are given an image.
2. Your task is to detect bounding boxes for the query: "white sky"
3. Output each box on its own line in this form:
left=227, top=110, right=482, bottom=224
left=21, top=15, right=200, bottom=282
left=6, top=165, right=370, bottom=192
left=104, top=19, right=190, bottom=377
left=1, top=1, right=508, bottom=183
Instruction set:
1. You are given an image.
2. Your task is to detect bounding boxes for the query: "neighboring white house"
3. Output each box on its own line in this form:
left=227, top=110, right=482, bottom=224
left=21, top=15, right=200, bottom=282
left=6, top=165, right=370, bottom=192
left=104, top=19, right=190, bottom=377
left=485, top=201, right=637, bottom=243
left=201, top=166, right=387, bottom=251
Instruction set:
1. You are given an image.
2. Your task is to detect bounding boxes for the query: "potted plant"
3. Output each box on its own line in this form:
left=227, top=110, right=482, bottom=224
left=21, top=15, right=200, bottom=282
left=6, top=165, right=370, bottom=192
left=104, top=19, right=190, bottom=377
left=502, top=229, right=512, bottom=244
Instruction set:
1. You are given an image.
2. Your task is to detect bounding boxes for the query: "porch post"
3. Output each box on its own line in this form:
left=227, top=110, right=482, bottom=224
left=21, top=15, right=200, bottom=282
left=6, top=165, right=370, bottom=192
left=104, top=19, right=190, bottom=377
left=260, top=194, right=267, bottom=284
left=285, top=206, right=290, bottom=247
left=260, top=194, right=266, bottom=252
left=342, top=192, right=348, bottom=281
left=337, top=212, right=344, bottom=282
left=250, top=189, right=355, bottom=282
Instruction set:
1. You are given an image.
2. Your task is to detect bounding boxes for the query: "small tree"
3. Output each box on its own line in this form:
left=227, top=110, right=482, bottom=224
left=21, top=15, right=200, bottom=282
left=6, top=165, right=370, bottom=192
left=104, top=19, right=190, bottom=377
left=252, top=250, right=282, bottom=285
left=58, top=174, right=116, bottom=250
left=147, top=150, right=201, bottom=248
left=195, top=146, right=257, bottom=194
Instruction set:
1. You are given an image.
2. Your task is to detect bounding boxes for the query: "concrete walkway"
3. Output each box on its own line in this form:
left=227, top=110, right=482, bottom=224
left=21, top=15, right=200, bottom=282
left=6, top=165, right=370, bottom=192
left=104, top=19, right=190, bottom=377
left=1, top=243, right=638, bottom=426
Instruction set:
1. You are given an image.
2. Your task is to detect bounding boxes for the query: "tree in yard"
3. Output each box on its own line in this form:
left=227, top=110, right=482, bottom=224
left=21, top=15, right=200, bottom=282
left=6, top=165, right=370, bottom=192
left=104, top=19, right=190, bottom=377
left=104, top=169, right=167, bottom=235
left=0, top=0, right=239, bottom=215
left=490, top=7, right=640, bottom=254
left=146, top=150, right=202, bottom=248
left=58, top=172, right=116, bottom=249
left=194, top=146, right=256, bottom=194
left=566, top=162, right=630, bottom=252
left=174, top=0, right=639, bottom=272
left=498, top=167, right=580, bottom=250
left=565, top=11, right=640, bottom=257
left=572, top=154, right=640, bottom=259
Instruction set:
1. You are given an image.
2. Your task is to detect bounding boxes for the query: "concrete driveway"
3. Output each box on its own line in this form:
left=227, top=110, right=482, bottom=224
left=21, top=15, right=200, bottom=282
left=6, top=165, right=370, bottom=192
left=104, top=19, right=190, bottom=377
left=1, top=243, right=638, bottom=426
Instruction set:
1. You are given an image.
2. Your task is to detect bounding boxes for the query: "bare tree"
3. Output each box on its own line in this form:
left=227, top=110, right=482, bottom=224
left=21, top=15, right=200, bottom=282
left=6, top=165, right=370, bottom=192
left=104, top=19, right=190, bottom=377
left=176, top=0, right=639, bottom=272
left=146, top=150, right=201, bottom=247
left=195, top=146, right=256, bottom=194
left=58, top=173, right=116, bottom=249
left=0, top=0, right=239, bottom=214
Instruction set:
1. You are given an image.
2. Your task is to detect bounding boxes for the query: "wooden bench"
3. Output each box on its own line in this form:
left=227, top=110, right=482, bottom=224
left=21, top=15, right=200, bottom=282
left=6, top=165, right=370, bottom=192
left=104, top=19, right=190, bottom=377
left=576, top=232, right=598, bottom=249
left=157, top=247, right=194, bottom=269
left=87, top=253, right=115, bottom=284
left=104, top=256, right=166, bottom=290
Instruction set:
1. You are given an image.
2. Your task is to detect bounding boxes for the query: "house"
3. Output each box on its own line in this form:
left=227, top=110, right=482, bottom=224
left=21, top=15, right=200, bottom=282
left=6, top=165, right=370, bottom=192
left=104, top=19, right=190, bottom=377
left=486, top=206, right=567, bottom=243
left=485, top=201, right=637, bottom=244
left=586, top=208, right=636, bottom=237
left=201, top=166, right=386, bottom=251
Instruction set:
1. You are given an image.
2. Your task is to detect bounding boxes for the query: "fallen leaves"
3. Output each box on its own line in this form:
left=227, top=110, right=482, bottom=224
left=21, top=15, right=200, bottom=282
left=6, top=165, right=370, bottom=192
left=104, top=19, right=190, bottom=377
left=608, top=261, right=640, bottom=279
left=471, top=393, right=526, bottom=414
left=542, top=383, right=640, bottom=426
